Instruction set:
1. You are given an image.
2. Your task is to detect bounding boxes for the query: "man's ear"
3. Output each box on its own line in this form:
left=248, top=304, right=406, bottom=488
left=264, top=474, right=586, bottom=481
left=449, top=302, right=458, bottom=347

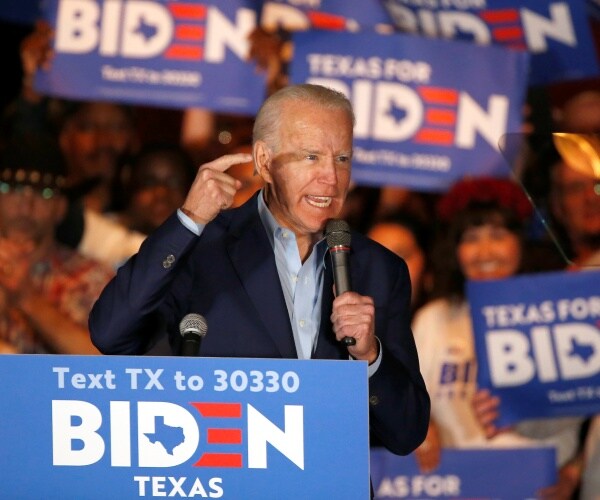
left=253, top=141, right=273, bottom=184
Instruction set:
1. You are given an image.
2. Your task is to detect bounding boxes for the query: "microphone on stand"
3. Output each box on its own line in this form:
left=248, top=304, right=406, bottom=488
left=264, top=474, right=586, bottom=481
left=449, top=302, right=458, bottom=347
left=325, top=219, right=356, bottom=347
left=179, top=313, right=208, bottom=356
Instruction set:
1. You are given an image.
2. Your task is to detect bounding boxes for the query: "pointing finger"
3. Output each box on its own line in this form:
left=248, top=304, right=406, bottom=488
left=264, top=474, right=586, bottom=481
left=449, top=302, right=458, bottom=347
left=199, top=153, right=253, bottom=173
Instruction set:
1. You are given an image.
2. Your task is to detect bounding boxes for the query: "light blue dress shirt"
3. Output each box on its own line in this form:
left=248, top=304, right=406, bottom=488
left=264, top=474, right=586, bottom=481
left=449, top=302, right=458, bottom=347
left=256, top=192, right=327, bottom=359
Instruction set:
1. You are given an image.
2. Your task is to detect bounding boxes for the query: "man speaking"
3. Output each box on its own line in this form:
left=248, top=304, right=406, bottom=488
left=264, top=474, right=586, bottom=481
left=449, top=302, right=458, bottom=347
left=89, top=83, right=429, bottom=456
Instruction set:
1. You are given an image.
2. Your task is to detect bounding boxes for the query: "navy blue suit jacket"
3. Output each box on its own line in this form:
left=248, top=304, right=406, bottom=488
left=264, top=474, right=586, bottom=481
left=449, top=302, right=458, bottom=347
left=90, top=193, right=430, bottom=455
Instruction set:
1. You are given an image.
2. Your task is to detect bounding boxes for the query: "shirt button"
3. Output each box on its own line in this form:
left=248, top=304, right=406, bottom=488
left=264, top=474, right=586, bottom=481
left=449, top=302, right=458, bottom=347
left=299, top=320, right=305, bottom=328
left=292, top=274, right=298, bottom=282
left=369, top=396, right=379, bottom=406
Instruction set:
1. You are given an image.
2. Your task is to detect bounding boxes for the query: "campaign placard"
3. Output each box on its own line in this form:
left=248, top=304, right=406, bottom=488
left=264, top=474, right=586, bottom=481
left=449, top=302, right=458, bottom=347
left=370, top=447, right=556, bottom=499
left=259, top=0, right=393, bottom=32
left=0, top=355, right=370, bottom=499
left=380, top=0, right=600, bottom=86
left=468, top=269, right=600, bottom=426
left=35, top=0, right=267, bottom=114
left=290, top=30, right=528, bottom=192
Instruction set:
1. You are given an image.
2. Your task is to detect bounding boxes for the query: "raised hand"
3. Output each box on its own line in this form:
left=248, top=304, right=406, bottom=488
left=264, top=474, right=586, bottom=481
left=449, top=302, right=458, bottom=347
left=181, top=153, right=253, bottom=225
left=20, top=20, right=55, bottom=101
left=472, top=388, right=507, bottom=438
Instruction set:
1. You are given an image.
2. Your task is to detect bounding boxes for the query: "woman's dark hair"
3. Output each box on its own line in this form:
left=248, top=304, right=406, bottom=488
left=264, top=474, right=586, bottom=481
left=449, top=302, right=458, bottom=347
left=430, top=180, right=530, bottom=301
left=370, top=210, right=431, bottom=258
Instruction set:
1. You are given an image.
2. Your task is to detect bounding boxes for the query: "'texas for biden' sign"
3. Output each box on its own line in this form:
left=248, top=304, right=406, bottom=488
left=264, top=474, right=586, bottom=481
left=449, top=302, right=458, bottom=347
left=468, top=269, right=600, bottom=426
left=290, top=29, right=529, bottom=191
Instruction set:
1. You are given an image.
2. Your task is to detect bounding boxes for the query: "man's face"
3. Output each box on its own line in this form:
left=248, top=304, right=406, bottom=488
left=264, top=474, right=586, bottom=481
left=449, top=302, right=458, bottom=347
left=0, top=186, right=65, bottom=246
left=552, top=161, right=600, bottom=243
left=128, top=157, right=190, bottom=234
left=257, top=101, right=353, bottom=238
left=59, top=102, right=137, bottom=183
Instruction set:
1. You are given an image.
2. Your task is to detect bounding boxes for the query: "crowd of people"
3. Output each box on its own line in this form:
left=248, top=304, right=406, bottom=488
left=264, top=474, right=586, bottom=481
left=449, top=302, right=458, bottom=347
left=0, top=10, right=599, bottom=500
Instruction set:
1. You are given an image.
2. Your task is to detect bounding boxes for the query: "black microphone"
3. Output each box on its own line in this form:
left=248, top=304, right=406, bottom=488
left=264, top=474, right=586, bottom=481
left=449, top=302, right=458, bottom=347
left=179, top=313, right=208, bottom=356
left=325, top=219, right=356, bottom=347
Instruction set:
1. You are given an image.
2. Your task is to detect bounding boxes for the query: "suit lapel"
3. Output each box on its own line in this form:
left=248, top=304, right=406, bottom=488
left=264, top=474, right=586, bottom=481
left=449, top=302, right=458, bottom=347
left=226, top=200, right=297, bottom=358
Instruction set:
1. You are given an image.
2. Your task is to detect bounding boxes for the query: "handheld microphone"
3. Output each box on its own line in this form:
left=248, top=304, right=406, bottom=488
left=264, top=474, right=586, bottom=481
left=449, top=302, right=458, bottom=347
left=325, top=219, right=356, bottom=347
left=179, top=313, right=208, bottom=356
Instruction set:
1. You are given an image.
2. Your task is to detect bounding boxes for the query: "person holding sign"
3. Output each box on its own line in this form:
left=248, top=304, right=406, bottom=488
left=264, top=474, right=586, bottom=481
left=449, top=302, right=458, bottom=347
left=472, top=156, right=600, bottom=498
left=411, top=177, right=583, bottom=497
left=90, top=83, right=430, bottom=457
left=497, top=89, right=600, bottom=498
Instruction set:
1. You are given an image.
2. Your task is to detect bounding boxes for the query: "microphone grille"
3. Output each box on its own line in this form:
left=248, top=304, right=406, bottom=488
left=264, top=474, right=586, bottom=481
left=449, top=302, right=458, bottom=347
left=325, top=219, right=351, bottom=248
left=179, top=313, right=208, bottom=338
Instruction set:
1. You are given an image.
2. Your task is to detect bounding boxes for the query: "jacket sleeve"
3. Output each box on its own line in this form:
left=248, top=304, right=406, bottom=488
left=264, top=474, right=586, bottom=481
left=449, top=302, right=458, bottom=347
left=89, top=213, right=198, bottom=354
left=367, top=259, right=431, bottom=455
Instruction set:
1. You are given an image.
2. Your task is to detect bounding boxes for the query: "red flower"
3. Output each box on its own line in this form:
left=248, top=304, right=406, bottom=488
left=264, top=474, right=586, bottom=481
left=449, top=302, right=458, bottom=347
left=437, top=177, right=534, bottom=222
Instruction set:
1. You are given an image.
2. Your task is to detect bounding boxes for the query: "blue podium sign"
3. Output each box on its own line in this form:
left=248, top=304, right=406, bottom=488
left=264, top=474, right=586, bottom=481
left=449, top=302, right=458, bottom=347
left=0, top=355, right=370, bottom=499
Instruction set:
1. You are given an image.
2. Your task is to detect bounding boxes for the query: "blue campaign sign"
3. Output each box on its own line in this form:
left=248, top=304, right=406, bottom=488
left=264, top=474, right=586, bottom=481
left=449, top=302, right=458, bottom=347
left=290, top=30, right=528, bottom=192
left=259, top=0, right=393, bottom=32
left=0, top=355, right=370, bottom=499
left=468, top=269, right=600, bottom=427
left=370, top=447, right=556, bottom=498
left=34, top=0, right=266, bottom=115
left=380, top=0, right=599, bottom=86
